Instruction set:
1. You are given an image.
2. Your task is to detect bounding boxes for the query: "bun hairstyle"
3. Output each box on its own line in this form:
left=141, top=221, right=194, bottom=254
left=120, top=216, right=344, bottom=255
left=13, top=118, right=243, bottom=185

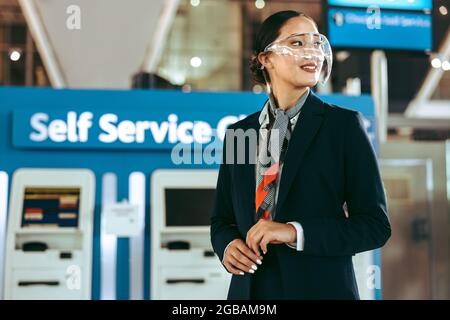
left=250, top=10, right=318, bottom=85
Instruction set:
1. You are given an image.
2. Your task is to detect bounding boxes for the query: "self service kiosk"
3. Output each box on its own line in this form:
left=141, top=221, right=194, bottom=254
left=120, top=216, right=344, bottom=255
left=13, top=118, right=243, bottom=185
left=150, top=170, right=231, bottom=300
left=3, top=169, right=95, bottom=300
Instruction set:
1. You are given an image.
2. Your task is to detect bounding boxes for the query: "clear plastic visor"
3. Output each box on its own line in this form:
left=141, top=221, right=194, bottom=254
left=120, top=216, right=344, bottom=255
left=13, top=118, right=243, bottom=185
left=263, top=32, right=333, bottom=85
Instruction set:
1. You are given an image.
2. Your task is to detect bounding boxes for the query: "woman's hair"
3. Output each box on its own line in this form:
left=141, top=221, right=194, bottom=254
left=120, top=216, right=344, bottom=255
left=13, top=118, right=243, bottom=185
left=250, top=10, right=318, bottom=85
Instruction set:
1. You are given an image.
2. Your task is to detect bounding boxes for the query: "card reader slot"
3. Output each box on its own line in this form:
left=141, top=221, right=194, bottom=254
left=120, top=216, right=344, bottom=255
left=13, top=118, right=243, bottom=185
left=166, top=278, right=205, bottom=284
left=18, top=281, right=60, bottom=287
left=22, top=241, right=48, bottom=252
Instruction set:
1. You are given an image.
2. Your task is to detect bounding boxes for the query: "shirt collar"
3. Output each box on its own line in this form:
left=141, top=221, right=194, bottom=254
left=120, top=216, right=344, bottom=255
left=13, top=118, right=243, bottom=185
left=258, top=87, right=310, bottom=126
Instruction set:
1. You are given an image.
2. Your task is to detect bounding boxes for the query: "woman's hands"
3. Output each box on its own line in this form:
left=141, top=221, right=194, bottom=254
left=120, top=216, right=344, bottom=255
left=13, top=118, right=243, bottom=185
left=223, top=220, right=296, bottom=275
left=246, top=219, right=297, bottom=256
left=223, top=239, right=263, bottom=275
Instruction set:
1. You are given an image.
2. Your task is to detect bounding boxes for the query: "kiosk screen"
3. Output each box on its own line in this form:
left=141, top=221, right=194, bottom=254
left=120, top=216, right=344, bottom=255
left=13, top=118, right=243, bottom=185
left=165, top=188, right=215, bottom=227
left=21, top=187, right=80, bottom=228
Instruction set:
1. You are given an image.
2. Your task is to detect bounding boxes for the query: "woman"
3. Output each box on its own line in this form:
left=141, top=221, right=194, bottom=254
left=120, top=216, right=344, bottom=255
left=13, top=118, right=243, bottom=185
left=210, top=10, right=391, bottom=300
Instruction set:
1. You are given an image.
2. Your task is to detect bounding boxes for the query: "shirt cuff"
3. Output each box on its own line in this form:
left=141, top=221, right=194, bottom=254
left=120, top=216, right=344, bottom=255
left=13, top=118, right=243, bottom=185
left=286, top=221, right=304, bottom=251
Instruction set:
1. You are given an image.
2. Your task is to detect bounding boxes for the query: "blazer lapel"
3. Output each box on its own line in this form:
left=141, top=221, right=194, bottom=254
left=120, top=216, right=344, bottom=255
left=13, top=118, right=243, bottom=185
left=233, top=92, right=326, bottom=226
left=234, top=113, right=261, bottom=229
left=274, top=91, right=326, bottom=221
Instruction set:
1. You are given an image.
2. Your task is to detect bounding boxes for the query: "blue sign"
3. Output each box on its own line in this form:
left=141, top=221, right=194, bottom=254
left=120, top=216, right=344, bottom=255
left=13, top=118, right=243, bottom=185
left=13, top=109, right=246, bottom=150
left=328, top=0, right=432, bottom=11
left=327, top=7, right=432, bottom=51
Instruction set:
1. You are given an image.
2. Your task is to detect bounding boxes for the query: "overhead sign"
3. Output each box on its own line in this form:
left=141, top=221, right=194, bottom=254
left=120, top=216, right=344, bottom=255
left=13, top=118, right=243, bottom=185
left=327, top=7, right=432, bottom=51
left=327, top=0, right=432, bottom=11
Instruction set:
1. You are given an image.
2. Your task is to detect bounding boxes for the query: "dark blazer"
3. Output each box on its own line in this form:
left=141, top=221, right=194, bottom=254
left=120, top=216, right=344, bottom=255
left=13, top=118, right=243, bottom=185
left=210, top=90, right=391, bottom=300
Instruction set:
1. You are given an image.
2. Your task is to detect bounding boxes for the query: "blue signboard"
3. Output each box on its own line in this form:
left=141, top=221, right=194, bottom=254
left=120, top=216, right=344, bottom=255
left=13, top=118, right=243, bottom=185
left=327, top=7, right=432, bottom=51
left=328, top=0, right=432, bottom=11
left=13, top=109, right=246, bottom=150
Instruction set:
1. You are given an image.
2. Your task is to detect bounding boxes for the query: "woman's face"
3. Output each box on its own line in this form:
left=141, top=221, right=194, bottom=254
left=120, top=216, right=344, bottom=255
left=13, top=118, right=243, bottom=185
left=260, top=17, right=322, bottom=89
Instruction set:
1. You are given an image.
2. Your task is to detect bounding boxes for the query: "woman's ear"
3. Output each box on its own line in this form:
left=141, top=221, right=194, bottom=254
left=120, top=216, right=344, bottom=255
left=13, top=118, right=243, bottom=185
left=258, top=52, right=273, bottom=70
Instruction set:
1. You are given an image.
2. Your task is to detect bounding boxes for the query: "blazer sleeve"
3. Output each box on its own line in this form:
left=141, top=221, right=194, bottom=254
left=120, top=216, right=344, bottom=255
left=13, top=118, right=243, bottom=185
left=300, top=110, right=391, bottom=257
left=210, top=129, right=242, bottom=262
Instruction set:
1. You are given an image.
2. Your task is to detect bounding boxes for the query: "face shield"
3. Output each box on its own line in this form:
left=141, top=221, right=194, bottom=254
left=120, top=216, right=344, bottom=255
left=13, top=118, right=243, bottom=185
left=263, top=32, right=333, bottom=86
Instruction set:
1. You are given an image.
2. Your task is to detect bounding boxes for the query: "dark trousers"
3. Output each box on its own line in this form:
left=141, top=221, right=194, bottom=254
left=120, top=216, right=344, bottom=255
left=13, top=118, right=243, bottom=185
left=250, top=245, right=284, bottom=300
